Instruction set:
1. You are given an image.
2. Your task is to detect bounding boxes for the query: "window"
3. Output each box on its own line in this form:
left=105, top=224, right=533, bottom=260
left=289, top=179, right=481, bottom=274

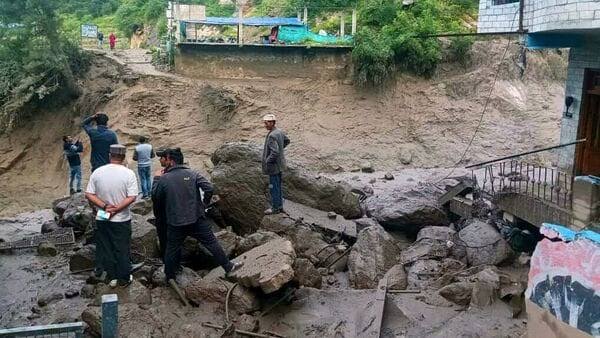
left=493, top=0, right=519, bottom=4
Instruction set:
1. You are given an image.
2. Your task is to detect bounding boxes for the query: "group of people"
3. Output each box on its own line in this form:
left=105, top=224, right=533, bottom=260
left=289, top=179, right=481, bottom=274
left=97, top=31, right=117, bottom=50
left=61, top=112, right=289, bottom=287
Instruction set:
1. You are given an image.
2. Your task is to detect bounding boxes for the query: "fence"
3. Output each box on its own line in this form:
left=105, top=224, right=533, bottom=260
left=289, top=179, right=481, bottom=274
left=475, top=159, right=573, bottom=209
left=0, top=323, right=84, bottom=338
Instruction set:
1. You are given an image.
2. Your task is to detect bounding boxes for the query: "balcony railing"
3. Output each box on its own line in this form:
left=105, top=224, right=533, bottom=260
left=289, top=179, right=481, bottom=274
left=474, top=160, right=573, bottom=210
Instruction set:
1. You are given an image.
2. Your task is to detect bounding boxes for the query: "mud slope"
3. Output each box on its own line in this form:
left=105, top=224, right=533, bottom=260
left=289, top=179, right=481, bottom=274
left=0, top=40, right=567, bottom=216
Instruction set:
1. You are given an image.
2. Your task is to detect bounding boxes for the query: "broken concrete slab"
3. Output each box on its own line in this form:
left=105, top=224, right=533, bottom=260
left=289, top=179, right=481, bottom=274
left=438, top=179, right=473, bottom=206
left=236, top=230, right=281, bottom=255
left=184, top=270, right=259, bottom=314
left=228, top=238, right=296, bottom=294
left=348, top=225, right=401, bottom=289
left=283, top=200, right=357, bottom=239
left=357, top=277, right=387, bottom=337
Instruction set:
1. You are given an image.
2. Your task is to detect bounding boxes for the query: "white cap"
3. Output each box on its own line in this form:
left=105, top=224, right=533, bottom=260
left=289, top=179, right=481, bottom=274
left=262, top=114, right=276, bottom=121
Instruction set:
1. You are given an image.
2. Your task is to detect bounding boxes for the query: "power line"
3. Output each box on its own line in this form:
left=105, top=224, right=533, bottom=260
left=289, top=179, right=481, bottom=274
left=435, top=9, right=522, bottom=183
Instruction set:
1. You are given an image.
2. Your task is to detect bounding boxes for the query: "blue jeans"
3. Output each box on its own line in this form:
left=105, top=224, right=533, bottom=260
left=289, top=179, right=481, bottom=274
left=269, top=173, right=283, bottom=210
left=69, top=165, right=82, bottom=191
left=138, top=166, right=152, bottom=197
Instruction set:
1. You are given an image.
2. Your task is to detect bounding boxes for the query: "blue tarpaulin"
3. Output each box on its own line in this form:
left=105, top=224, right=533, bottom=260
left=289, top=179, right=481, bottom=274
left=183, top=17, right=304, bottom=27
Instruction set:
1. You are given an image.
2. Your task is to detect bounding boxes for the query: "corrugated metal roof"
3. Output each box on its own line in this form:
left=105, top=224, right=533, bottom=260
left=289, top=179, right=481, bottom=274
left=183, top=16, right=305, bottom=27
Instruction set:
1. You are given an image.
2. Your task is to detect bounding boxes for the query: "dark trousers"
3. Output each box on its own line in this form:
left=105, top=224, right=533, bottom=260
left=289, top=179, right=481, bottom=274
left=69, top=165, right=82, bottom=192
left=95, top=219, right=132, bottom=282
left=164, top=218, right=232, bottom=280
left=269, top=173, right=283, bottom=210
left=155, top=221, right=167, bottom=261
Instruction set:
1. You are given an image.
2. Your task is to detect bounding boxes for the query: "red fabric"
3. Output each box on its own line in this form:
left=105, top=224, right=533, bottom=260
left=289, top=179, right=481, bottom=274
left=109, top=34, right=116, bottom=48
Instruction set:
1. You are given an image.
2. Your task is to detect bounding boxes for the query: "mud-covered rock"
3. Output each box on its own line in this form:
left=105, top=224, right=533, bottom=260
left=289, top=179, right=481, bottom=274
left=406, top=259, right=444, bottom=290
left=211, top=142, right=360, bottom=234
left=41, top=220, right=59, bottom=234
left=439, top=282, right=474, bottom=305
left=228, top=238, right=296, bottom=294
left=131, top=214, right=159, bottom=258
left=236, top=314, right=260, bottom=333
left=366, top=185, right=448, bottom=235
left=130, top=198, right=153, bottom=215
left=94, top=279, right=152, bottom=306
left=37, top=292, right=64, bottom=307
left=37, top=242, right=58, bottom=256
left=293, top=258, right=322, bottom=288
left=151, top=266, right=198, bottom=288
left=354, top=217, right=380, bottom=233
left=58, top=193, right=94, bottom=234
left=184, top=270, right=259, bottom=314
left=470, top=268, right=501, bottom=307
left=69, top=245, right=95, bottom=271
left=458, top=220, right=514, bottom=266
left=348, top=225, right=401, bottom=289
left=400, top=226, right=457, bottom=264
left=384, top=264, right=408, bottom=290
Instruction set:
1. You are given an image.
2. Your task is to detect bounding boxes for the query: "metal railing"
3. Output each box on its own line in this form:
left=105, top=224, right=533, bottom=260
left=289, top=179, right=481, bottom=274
left=474, top=159, right=573, bottom=209
left=0, top=322, right=84, bottom=338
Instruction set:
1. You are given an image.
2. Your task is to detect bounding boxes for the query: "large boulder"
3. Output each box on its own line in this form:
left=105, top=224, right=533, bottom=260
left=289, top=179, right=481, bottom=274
left=237, top=231, right=281, bottom=255
left=211, top=142, right=361, bottom=234
left=458, top=220, right=514, bottom=266
left=384, top=264, right=408, bottom=290
left=348, top=225, right=401, bottom=289
left=184, top=270, right=259, bottom=314
left=406, top=259, right=444, bottom=290
left=438, top=282, right=474, bottom=305
left=228, top=238, right=296, bottom=294
left=130, top=199, right=153, bottom=215
left=58, top=193, right=94, bottom=234
left=366, top=185, right=448, bottom=235
left=69, top=245, right=95, bottom=271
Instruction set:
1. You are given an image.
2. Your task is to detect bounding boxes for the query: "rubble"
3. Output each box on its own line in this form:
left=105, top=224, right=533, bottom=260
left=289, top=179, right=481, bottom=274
left=236, top=230, right=281, bottom=255
left=469, top=268, right=500, bottom=307
left=348, top=225, right=401, bottom=289
left=236, top=314, right=260, bottom=333
left=57, top=193, right=94, bottom=234
left=400, top=226, right=457, bottom=265
left=438, top=282, right=473, bottom=305
left=37, top=292, right=64, bottom=307
left=228, top=238, right=296, bottom=293
left=184, top=270, right=259, bottom=314
left=293, top=258, right=322, bottom=288
left=211, top=142, right=360, bottom=233
left=130, top=198, right=153, bottom=215
left=406, top=259, right=443, bottom=289
left=366, top=185, right=448, bottom=234
left=458, top=220, right=514, bottom=266
left=41, top=220, right=59, bottom=234
left=131, top=214, right=159, bottom=258
left=384, top=264, right=408, bottom=290
left=94, top=280, right=152, bottom=306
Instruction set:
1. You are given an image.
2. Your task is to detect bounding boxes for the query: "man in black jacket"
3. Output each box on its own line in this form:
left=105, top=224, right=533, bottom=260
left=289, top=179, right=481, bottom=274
left=151, top=148, right=242, bottom=281
left=63, top=135, right=84, bottom=194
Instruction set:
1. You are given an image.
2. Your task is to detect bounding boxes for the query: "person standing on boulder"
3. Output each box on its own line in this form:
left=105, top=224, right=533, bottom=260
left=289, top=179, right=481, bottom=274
left=85, top=144, right=138, bottom=288
left=82, top=113, right=119, bottom=172
left=133, top=136, right=155, bottom=199
left=151, top=148, right=242, bottom=282
left=63, top=136, right=84, bottom=195
left=261, top=114, right=290, bottom=215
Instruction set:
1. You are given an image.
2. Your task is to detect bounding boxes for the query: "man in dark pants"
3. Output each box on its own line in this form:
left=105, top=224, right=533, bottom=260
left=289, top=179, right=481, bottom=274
left=62, top=135, right=84, bottom=194
left=82, top=113, right=118, bottom=172
left=85, top=145, right=138, bottom=288
left=151, top=148, right=242, bottom=281
left=261, top=114, right=290, bottom=215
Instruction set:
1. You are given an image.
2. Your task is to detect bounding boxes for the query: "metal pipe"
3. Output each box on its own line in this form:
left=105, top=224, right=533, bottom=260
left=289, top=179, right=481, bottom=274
left=465, top=139, right=586, bottom=169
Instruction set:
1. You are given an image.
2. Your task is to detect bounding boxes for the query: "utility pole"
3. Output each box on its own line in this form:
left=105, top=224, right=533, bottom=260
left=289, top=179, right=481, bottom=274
left=238, top=0, right=243, bottom=46
left=340, top=14, right=345, bottom=37
left=303, top=6, right=308, bottom=24
left=351, top=8, right=357, bottom=35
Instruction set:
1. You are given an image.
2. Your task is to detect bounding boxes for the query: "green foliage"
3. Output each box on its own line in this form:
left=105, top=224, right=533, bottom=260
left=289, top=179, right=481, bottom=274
left=448, top=36, right=474, bottom=66
left=352, top=0, right=475, bottom=86
left=0, top=0, right=90, bottom=130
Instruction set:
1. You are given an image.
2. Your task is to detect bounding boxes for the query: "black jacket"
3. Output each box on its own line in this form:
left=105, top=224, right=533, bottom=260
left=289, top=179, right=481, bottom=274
left=151, top=165, right=213, bottom=227
left=63, top=141, right=83, bottom=167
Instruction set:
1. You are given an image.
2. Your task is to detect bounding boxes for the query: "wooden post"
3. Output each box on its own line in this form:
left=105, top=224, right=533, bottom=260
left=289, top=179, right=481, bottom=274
left=101, top=294, right=118, bottom=338
left=352, top=9, right=357, bottom=35
left=238, top=1, right=243, bottom=46
left=303, top=6, right=308, bottom=24
left=340, top=14, right=345, bottom=37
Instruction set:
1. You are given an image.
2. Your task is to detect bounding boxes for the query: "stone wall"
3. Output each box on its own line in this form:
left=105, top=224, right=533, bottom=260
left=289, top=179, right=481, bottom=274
left=558, top=44, right=600, bottom=171
left=174, top=43, right=352, bottom=80
left=478, top=0, right=600, bottom=33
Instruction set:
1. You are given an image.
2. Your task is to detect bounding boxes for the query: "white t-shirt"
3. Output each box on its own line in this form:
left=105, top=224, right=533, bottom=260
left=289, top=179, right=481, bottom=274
left=86, top=164, right=138, bottom=222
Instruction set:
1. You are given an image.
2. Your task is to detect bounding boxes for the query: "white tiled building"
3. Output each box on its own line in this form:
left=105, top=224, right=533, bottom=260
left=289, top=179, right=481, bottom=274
left=478, top=0, right=600, bottom=175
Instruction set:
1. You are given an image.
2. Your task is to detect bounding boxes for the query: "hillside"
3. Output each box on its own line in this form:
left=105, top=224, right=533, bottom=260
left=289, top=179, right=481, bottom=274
left=0, top=39, right=567, bottom=216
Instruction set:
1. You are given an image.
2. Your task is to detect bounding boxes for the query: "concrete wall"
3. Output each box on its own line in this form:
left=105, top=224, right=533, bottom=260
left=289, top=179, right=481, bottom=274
left=478, top=0, right=600, bottom=33
left=526, top=223, right=600, bottom=337
left=174, top=43, right=352, bottom=80
left=558, top=44, right=600, bottom=171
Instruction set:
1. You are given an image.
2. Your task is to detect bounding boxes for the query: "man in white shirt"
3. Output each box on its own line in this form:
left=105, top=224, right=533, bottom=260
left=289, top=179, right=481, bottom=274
left=85, top=144, right=138, bottom=288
